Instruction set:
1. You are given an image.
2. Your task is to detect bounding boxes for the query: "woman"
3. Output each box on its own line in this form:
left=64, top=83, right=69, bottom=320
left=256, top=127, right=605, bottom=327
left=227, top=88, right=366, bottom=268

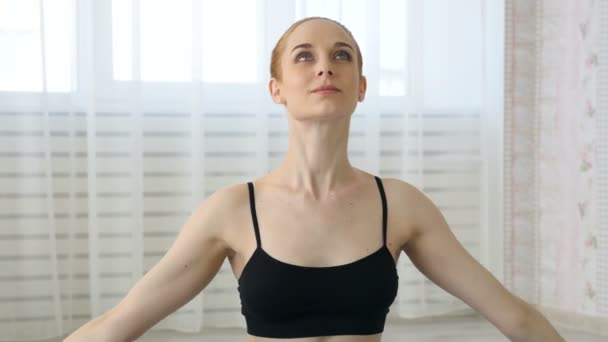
left=64, top=17, right=564, bottom=342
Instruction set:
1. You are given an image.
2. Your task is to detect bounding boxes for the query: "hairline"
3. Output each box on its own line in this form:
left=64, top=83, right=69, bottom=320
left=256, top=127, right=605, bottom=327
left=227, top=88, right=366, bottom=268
left=271, top=17, right=363, bottom=81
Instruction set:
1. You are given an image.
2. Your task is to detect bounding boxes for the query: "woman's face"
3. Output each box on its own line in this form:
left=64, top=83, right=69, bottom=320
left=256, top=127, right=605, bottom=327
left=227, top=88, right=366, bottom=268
left=270, top=19, right=366, bottom=120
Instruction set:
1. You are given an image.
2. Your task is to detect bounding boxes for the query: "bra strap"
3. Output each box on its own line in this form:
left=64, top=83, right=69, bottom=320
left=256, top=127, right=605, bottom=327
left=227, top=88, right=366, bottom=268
left=247, top=182, right=262, bottom=249
left=374, top=176, right=388, bottom=246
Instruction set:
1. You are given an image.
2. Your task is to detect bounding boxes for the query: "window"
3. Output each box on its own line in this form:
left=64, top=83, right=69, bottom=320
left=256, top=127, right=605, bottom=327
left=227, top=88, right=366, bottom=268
left=111, top=0, right=259, bottom=83
left=0, top=0, right=73, bottom=92
left=0, top=0, right=490, bottom=109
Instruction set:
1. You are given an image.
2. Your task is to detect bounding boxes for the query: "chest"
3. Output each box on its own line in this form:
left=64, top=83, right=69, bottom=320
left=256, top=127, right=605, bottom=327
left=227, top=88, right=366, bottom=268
left=268, top=196, right=380, bottom=250
left=224, top=179, right=414, bottom=275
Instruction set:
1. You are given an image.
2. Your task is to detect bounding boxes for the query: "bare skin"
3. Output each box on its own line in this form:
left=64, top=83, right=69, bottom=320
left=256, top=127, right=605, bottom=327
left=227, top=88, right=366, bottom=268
left=229, top=19, right=387, bottom=340
left=223, top=170, right=412, bottom=342
left=64, top=18, right=564, bottom=342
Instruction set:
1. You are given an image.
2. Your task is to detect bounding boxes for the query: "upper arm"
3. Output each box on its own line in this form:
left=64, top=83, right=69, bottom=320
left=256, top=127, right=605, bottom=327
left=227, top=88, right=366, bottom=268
left=397, top=181, right=529, bottom=336
left=105, top=184, right=238, bottom=341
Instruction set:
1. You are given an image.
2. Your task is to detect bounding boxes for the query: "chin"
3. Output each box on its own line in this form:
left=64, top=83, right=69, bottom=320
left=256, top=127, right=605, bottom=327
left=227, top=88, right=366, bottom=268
left=313, top=110, right=352, bottom=120
left=315, top=103, right=356, bottom=116
left=289, top=110, right=346, bottom=121
left=287, top=101, right=357, bottom=120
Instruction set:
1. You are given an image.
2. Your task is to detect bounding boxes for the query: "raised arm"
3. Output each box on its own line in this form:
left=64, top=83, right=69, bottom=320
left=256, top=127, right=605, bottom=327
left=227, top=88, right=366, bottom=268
left=395, top=180, right=564, bottom=341
left=63, top=184, right=239, bottom=342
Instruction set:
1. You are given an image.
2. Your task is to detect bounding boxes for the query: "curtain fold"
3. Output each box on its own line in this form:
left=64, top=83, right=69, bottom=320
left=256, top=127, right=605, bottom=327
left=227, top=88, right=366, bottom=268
left=0, top=0, right=503, bottom=340
left=505, top=0, right=608, bottom=335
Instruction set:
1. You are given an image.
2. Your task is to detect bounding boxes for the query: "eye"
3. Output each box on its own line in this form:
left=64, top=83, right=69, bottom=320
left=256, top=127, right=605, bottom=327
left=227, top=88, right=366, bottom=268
left=335, top=50, right=352, bottom=60
left=296, top=52, right=313, bottom=62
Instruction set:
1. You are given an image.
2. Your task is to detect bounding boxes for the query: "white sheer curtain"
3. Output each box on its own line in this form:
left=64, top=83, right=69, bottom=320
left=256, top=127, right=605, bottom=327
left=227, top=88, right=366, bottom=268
left=0, top=0, right=504, bottom=340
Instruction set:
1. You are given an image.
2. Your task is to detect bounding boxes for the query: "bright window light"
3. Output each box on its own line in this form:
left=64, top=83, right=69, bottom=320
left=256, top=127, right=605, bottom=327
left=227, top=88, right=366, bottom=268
left=112, top=0, right=259, bottom=83
left=0, top=0, right=73, bottom=92
left=380, top=0, right=407, bottom=96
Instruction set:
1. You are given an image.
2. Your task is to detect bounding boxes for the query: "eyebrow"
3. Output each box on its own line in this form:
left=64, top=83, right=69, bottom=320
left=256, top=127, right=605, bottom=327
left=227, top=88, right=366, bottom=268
left=290, top=41, right=354, bottom=54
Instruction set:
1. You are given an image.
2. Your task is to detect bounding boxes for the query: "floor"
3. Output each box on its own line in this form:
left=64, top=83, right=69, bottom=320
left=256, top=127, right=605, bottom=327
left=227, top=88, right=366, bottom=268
left=130, top=314, right=605, bottom=342
left=46, top=314, right=605, bottom=341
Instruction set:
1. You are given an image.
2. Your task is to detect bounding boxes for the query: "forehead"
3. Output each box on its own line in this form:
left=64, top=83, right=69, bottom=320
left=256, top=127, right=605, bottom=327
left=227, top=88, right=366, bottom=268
left=286, top=19, right=353, bottom=49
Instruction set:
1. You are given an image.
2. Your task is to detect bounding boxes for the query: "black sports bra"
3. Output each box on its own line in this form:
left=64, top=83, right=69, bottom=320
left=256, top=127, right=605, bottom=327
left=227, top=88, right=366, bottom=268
left=237, top=176, right=399, bottom=338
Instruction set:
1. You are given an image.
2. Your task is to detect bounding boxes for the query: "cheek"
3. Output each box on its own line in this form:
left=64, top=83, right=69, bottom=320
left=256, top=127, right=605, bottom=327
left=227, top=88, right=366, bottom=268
left=345, top=77, right=360, bottom=95
left=284, top=73, right=311, bottom=94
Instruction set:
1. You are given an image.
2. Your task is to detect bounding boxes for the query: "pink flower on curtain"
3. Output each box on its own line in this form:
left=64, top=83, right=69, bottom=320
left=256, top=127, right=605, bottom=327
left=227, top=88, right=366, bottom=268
left=585, top=53, right=598, bottom=67
left=584, top=235, right=597, bottom=249
left=580, top=152, right=592, bottom=172
left=585, top=99, right=596, bottom=117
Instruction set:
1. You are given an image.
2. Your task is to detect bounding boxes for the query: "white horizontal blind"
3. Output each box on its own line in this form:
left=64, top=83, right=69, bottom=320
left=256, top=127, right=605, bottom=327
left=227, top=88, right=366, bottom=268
left=0, top=0, right=503, bottom=339
left=0, top=111, right=487, bottom=330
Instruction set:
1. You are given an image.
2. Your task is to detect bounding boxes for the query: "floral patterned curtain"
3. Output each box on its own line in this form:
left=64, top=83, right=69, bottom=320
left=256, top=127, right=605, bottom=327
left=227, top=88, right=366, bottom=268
left=505, top=0, right=607, bottom=335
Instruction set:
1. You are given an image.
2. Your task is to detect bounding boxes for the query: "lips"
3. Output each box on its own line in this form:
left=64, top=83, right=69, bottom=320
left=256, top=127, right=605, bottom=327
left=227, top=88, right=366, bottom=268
left=312, top=85, right=340, bottom=93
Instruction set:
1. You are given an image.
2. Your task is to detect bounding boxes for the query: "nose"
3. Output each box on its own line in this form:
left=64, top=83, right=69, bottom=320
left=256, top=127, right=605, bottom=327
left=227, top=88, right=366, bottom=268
left=317, top=57, right=334, bottom=76
left=317, top=69, right=334, bottom=76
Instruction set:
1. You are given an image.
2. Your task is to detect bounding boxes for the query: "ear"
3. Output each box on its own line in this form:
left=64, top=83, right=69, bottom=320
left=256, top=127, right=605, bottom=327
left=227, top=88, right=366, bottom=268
left=269, top=78, right=285, bottom=105
left=358, top=75, right=367, bottom=102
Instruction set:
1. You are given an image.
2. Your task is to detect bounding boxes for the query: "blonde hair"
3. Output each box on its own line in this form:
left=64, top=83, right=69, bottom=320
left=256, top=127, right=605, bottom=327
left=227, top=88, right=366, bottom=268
left=270, top=17, right=363, bottom=81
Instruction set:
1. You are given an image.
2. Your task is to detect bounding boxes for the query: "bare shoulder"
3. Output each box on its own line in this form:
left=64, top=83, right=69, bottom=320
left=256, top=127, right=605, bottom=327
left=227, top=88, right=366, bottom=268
left=191, top=182, right=253, bottom=260
left=201, top=182, right=249, bottom=213
left=380, top=176, right=420, bottom=196
left=88, top=182, right=250, bottom=341
left=378, top=177, right=423, bottom=249
left=387, top=178, right=444, bottom=235
left=193, top=182, right=249, bottom=240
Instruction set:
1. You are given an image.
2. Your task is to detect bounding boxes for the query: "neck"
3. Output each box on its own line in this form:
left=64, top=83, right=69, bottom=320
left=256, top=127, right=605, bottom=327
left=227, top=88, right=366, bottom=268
left=270, top=114, right=357, bottom=201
